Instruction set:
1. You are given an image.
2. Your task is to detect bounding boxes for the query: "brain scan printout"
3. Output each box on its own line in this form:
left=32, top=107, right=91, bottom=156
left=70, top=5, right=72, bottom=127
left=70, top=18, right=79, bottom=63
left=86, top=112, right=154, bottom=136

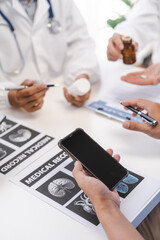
left=48, top=178, right=75, bottom=197
left=66, top=193, right=100, bottom=226
left=36, top=171, right=80, bottom=205
left=0, top=143, right=14, bottom=161
left=116, top=171, right=144, bottom=198
left=2, top=125, right=40, bottom=147
left=9, top=129, right=32, bottom=142
left=0, top=118, right=16, bottom=135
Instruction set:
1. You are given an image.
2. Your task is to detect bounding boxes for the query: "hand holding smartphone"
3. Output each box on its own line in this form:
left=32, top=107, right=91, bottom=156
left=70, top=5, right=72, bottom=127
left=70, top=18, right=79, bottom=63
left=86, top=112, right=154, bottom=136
left=58, top=128, right=128, bottom=190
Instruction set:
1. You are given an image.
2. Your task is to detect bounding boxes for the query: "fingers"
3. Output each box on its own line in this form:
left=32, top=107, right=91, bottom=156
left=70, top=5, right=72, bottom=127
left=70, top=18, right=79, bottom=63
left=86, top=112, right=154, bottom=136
left=107, top=40, right=123, bottom=61
left=107, top=34, right=124, bottom=61
left=107, top=149, right=113, bottom=156
left=72, top=161, right=86, bottom=188
left=122, top=99, right=154, bottom=113
left=121, top=72, right=155, bottom=85
left=16, top=88, right=47, bottom=106
left=9, top=80, right=50, bottom=113
left=107, top=149, right=120, bottom=162
left=132, top=40, right=138, bottom=51
left=122, top=120, right=150, bottom=135
left=73, top=161, right=83, bottom=173
left=107, top=34, right=138, bottom=62
left=113, top=154, right=120, bottom=162
left=64, top=87, right=91, bottom=107
left=121, top=71, right=144, bottom=82
left=13, top=82, right=48, bottom=112
left=153, top=75, right=160, bottom=85
left=23, top=99, right=44, bottom=112
left=21, top=79, right=35, bottom=87
left=18, top=83, right=47, bottom=97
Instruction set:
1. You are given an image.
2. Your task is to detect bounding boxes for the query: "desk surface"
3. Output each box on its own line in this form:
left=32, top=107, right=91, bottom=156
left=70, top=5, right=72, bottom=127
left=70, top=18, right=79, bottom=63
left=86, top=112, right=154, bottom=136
left=0, top=62, right=160, bottom=240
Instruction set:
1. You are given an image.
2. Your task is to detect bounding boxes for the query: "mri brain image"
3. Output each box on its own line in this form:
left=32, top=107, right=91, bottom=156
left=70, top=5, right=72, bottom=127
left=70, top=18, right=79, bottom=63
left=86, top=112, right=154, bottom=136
left=123, top=174, right=139, bottom=184
left=48, top=178, right=75, bottom=197
left=9, top=129, right=32, bottom=142
left=0, top=148, right=7, bottom=159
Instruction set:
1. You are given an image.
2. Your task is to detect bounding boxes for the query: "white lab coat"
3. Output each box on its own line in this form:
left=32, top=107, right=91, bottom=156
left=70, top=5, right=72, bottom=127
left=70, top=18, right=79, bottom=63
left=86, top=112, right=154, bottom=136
left=115, top=0, right=160, bottom=63
left=0, top=0, right=99, bottom=108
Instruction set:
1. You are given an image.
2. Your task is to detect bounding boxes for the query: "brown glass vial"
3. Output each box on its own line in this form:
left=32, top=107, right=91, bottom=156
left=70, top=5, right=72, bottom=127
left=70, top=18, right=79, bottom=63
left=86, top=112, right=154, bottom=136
left=121, top=36, right=136, bottom=64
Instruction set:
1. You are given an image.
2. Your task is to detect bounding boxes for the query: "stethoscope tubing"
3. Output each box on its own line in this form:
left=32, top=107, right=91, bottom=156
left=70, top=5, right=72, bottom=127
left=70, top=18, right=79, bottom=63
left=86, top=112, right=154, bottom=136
left=0, top=0, right=61, bottom=75
left=47, top=0, right=54, bottom=18
left=0, top=10, right=14, bottom=31
left=0, top=0, right=55, bottom=32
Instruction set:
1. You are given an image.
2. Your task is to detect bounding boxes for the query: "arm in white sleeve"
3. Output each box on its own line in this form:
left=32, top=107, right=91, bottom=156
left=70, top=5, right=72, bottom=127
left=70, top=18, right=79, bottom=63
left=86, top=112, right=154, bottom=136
left=115, top=0, right=160, bottom=51
left=0, top=80, right=16, bottom=108
left=63, top=0, right=100, bottom=86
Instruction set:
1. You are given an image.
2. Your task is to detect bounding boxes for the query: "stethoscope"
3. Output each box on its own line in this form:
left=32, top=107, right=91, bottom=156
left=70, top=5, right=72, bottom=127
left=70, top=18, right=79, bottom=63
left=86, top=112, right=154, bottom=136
left=46, top=0, right=62, bottom=34
left=0, top=0, right=62, bottom=76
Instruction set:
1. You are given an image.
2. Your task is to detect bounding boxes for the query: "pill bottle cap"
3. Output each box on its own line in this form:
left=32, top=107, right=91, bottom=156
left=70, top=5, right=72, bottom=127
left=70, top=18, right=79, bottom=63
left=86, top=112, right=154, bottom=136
left=67, top=78, right=91, bottom=97
left=122, top=36, right=132, bottom=44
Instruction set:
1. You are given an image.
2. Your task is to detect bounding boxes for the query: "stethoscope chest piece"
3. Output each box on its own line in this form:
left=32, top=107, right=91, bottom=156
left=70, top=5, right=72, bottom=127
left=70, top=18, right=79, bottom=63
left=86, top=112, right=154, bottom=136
left=48, top=19, right=62, bottom=34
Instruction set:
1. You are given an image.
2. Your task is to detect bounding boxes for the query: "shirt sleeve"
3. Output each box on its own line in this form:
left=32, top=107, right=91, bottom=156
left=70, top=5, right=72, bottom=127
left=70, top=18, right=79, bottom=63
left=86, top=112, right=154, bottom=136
left=63, top=0, right=100, bottom=86
left=0, top=80, right=16, bottom=108
left=115, top=0, right=160, bottom=51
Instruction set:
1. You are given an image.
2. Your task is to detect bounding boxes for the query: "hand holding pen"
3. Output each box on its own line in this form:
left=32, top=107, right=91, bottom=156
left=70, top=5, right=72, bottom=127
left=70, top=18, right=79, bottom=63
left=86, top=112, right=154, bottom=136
left=121, top=99, right=160, bottom=139
left=7, top=79, right=59, bottom=113
left=5, top=83, right=59, bottom=91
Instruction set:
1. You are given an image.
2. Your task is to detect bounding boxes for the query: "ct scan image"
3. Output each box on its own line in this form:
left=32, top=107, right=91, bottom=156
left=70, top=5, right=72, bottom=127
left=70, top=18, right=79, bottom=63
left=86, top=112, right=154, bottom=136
left=0, top=142, right=14, bottom=161
left=1, top=125, right=40, bottom=147
left=66, top=192, right=100, bottom=226
left=36, top=171, right=81, bottom=205
left=116, top=171, right=144, bottom=198
left=0, top=118, right=16, bottom=135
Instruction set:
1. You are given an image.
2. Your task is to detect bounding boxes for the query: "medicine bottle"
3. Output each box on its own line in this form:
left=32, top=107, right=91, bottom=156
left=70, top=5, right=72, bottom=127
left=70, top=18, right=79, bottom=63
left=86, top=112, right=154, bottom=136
left=121, top=36, right=136, bottom=64
left=67, top=78, right=91, bottom=97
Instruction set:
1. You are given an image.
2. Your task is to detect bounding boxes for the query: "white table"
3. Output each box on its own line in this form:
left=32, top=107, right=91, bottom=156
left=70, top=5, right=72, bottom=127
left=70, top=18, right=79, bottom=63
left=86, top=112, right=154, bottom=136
left=0, top=61, right=160, bottom=240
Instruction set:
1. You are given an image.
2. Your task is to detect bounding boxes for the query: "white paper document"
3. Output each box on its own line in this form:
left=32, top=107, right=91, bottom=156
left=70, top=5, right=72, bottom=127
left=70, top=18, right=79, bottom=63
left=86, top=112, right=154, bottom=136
left=0, top=117, right=159, bottom=238
left=87, top=80, right=160, bottom=123
left=103, top=81, right=160, bottom=106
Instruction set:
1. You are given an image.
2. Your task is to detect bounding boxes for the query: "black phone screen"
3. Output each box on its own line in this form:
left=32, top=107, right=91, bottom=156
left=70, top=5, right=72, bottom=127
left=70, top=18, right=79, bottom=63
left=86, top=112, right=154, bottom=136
left=60, top=129, right=127, bottom=190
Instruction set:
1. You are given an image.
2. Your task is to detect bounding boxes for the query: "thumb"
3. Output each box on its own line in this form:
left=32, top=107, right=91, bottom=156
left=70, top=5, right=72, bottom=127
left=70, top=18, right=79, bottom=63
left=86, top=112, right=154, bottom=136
left=72, top=161, right=84, bottom=182
left=123, top=120, right=149, bottom=134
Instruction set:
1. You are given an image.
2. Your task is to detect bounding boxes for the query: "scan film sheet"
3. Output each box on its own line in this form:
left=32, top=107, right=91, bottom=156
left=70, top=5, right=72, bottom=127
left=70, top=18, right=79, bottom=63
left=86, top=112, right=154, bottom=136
left=0, top=116, right=57, bottom=178
left=0, top=117, right=160, bottom=238
left=12, top=148, right=160, bottom=237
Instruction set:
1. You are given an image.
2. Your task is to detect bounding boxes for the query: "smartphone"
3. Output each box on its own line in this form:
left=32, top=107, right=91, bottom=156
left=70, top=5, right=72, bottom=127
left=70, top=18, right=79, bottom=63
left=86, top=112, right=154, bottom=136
left=0, top=115, right=6, bottom=124
left=58, top=128, right=128, bottom=190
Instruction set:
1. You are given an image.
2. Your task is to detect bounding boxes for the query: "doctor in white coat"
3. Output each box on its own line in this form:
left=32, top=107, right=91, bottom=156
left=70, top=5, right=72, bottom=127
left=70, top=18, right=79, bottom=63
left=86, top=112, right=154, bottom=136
left=0, top=0, right=99, bottom=112
left=107, top=0, right=160, bottom=63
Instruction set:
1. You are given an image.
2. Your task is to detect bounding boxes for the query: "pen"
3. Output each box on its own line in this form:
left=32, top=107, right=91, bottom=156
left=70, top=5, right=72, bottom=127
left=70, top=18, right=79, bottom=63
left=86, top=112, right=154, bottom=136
left=4, top=84, right=60, bottom=91
left=120, top=101, right=158, bottom=127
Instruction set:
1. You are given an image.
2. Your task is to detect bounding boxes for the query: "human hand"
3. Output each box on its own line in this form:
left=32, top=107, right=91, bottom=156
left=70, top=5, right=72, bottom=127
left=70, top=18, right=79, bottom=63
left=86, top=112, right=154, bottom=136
left=72, top=149, right=120, bottom=209
left=107, top=33, right=138, bottom=61
left=8, top=79, right=48, bottom=112
left=64, top=75, right=91, bottom=107
left=63, top=88, right=91, bottom=107
left=122, top=99, right=160, bottom=139
left=121, top=63, right=160, bottom=85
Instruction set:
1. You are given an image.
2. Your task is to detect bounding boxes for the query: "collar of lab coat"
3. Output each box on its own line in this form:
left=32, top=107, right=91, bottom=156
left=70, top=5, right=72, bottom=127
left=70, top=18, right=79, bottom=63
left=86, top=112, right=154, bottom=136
left=11, top=0, right=50, bottom=26
left=34, top=0, right=50, bottom=26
